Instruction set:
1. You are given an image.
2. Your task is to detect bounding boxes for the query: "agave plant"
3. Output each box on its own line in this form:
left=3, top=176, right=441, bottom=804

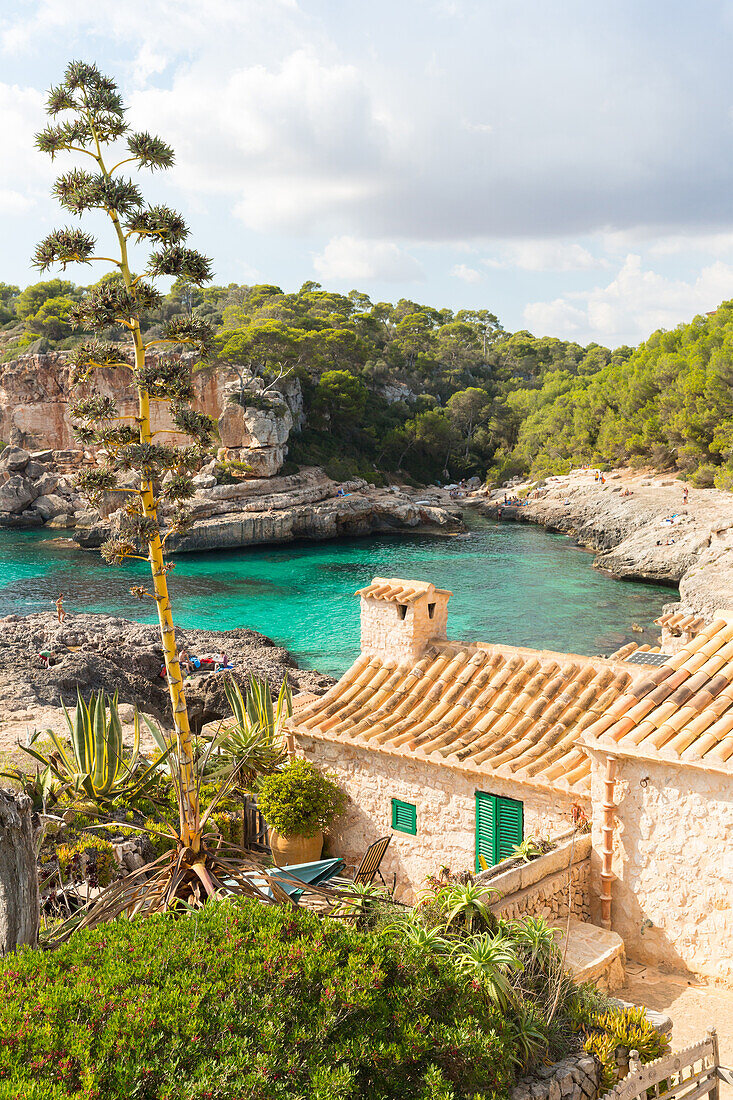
left=21, top=690, right=165, bottom=807
left=437, top=881, right=499, bottom=934
left=215, top=676, right=291, bottom=783
left=331, top=881, right=391, bottom=926
left=509, top=915, right=560, bottom=967
left=386, top=914, right=451, bottom=954
left=504, top=1004, right=550, bottom=1072
left=450, top=933, right=523, bottom=1010
left=0, top=762, right=65, bottom=812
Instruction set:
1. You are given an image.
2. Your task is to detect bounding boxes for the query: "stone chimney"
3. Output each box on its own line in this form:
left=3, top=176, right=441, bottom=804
left=356, top=577, right=451, bottom=663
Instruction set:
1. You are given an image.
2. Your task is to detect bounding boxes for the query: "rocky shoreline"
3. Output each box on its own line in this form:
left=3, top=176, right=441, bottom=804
left=473, top=468, right=733, bottom=620
left=0, top=611, right=335, bottom=766
left=0, top=446, right=465, bottom=551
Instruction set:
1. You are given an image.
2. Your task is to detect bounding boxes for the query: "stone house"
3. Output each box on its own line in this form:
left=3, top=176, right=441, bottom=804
left=288, top=576, right=733, bottom=984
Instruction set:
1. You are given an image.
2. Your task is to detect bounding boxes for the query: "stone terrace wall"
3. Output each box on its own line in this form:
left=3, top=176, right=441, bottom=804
left=477, top=834, right=593, bottom=923
left=511, top=1052, right=600, bottom=1100
left=296, top=733, right=589, bottom=903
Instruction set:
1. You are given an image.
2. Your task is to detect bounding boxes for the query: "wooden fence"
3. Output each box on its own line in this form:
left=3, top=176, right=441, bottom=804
left=600, top=1030, right=732, bottom=1100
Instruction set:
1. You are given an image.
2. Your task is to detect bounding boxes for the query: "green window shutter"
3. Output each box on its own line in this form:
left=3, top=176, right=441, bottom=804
left=496, top=795, right=523, bottom=862
left=475, top=792, right=523, bottom=871
left=391, top=798, right=417, bottom=835
left=475, top=792, right=496, bottom=871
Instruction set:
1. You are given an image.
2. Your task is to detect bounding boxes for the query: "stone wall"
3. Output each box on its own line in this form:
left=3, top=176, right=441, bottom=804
left=587, top=747, right=733, bottom=984
left=296, top=732, right=589, bottom=903
left=477, top=834, right=593, bottom=923
left=511, top=1052, right=600, bottom=1100
left=359, top=587, right=450, bottom=663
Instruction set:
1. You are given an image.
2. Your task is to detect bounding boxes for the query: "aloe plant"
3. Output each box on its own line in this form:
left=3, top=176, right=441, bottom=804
left=21, top=690, right=165, bottom=806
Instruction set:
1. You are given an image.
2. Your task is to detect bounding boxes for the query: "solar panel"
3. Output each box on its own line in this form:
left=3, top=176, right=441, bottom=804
left=624, top=651, right=672, bottom=667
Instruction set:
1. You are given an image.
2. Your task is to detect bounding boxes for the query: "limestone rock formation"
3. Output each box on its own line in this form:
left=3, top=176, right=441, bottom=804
left=72, top=467, right=466, bottom=553
left=0, top=351, right=303, bottom=478
left=0, top=612, right=334, bottom=741
left=477, top=470, right=733, bottom=619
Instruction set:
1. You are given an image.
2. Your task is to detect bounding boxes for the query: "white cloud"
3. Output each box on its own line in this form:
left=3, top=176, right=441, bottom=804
left=130, top=49, right=396, bottom=233
left=450, top=263, right=483, bottom=283
left=0, top=83, right=51, bottom=205
left=313, top=236, right=423, bottom=282
left=484, top=240, right=604, bottom=272
left=524, top=255, right=733, bottom=347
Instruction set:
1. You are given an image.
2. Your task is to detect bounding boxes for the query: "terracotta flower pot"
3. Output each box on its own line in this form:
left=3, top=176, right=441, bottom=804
left=268, top=829, right=323, bottom=867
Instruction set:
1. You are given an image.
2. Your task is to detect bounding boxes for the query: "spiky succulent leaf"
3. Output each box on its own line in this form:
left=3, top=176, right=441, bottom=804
left=47, top=84, right=76, bottom=115
left=71, top=277, right=162, bottom=330
left=161, top=315, right=214, bottom=358
left=33, top=228, right=96, bottom=271
left=125, top=205, right=188, bottom=243
left=68, top=339, right=130, bottom=381
left=127, top=132, right=175, bottom=170
left=70, top=394, right=118, bottom=420
left=147, top=246, right=213, bottom=285
left=74, top=467, right=118, bottom=498
left=162, top=473, right=196, bottom=501
left=134, top=356, right=193, bottom=400
left=170, top=403, right=216, bottom=444
left=116, top=442, right=178, bottom=474
left=100, top=537, right=137, bottom=564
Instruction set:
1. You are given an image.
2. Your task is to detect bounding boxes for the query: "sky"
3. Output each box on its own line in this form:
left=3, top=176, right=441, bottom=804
left=2, top=0, right=733, bottom=347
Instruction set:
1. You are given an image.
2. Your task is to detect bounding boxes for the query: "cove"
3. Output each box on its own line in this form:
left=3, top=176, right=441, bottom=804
left=0, top=516, right=671, bottom=677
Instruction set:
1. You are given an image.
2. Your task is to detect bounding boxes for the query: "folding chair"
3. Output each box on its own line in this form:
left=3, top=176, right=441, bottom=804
left=332, top=836, right=394, bottom=893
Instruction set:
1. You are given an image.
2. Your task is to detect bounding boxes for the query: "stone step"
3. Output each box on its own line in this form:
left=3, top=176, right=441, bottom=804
left=553, top=918, right=626, bottom=992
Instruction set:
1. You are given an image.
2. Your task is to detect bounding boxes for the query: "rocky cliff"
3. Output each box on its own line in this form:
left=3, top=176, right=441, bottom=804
left=0, top=351, right=303, bottom=478
left=476, top=469, right=733, bottom=619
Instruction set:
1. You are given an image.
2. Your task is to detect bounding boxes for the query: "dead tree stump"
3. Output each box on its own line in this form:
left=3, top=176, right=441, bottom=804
left=0, top=789, right=40, bottom=952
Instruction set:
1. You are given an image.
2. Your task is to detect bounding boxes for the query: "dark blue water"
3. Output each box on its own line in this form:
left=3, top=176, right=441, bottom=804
left=0, top=517, right=671, bottom=676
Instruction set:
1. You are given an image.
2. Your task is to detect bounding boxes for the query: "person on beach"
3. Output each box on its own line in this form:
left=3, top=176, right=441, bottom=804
left=55, top=593, right=66, bottom=624
left=683, top=486, right=689, bottom=504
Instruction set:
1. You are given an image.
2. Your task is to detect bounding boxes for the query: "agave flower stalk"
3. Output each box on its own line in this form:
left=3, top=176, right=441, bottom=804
left=34, top=62, right=215, bottom=853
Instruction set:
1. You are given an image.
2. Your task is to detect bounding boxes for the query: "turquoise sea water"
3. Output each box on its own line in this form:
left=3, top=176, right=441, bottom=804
left=0, top=517, right=672, bottom=676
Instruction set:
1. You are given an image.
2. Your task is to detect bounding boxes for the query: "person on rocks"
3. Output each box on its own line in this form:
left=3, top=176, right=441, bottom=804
left=55, top=593, right=66, bottom=624
left=683, top=486, right=689, bottom=504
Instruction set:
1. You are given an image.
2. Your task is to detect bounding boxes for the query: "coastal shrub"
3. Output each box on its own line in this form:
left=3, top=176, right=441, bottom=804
left=0, top=899, right=515, bottom=1099
left=56, top=835, right=116, bottom=888
left=257, top=758, right=346, bottom=837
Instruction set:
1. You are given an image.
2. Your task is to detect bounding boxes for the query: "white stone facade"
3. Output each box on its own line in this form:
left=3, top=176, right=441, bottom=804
left=587, top=748, right=733, bottom=983
left=296, top=732, right=587, bottom=902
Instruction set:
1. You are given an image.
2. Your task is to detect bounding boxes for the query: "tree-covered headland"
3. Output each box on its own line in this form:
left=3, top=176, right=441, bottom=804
left=2, top=273, right=732, bottom=490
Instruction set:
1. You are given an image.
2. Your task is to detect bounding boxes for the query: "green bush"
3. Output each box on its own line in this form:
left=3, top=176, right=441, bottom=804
left=257, top=758, right=346, bottom=838
left=0, top=899, right=514, bottom=1099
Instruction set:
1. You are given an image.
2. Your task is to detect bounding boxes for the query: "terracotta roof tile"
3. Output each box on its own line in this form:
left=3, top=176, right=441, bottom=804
left=292, top=580, right=733, bottom=791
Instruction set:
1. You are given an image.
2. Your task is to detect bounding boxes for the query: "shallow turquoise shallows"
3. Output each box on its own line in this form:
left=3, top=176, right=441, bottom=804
left=0, top=516, right=671, bottom=677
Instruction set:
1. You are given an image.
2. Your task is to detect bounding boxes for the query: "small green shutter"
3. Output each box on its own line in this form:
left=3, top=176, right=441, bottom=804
left=475, top=791, right=496, bottom=871
left=496, top=796, right=524, bottom=862
left=475, top=792, right=523, bottom=871
left=391, top=798, right=417, bottom=835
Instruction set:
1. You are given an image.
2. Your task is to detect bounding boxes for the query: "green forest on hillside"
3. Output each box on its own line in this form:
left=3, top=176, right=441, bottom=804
left=1, top=276, right=731, bottom=488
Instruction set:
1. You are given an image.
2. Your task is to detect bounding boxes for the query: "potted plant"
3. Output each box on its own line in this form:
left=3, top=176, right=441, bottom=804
left=257, top=759, right=346, bottom=866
